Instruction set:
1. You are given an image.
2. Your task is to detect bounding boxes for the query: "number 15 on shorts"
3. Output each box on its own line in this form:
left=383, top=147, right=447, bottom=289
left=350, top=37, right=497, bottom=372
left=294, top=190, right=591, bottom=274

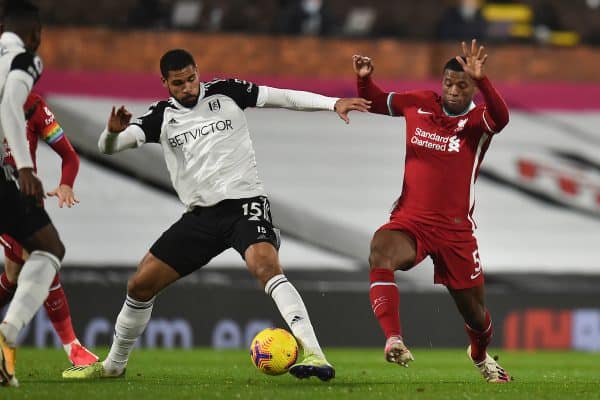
left=241, top=199, right=271, bottom=222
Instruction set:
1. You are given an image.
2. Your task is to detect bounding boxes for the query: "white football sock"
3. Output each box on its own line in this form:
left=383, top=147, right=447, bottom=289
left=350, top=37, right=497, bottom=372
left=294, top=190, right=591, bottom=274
left=1, top=250, right=60, bottom=346
left=103, top=295, right=155, bottom=373
left=265, top=274, right=326, bottom=359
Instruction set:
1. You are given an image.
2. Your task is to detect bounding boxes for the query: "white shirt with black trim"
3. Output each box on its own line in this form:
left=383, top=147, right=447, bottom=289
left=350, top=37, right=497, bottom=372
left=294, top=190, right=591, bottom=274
left=0, top=32, right=43, bottom=171
left=100, top=78, right=339, bottom=208
left=132, top=79, right=267, bottom=208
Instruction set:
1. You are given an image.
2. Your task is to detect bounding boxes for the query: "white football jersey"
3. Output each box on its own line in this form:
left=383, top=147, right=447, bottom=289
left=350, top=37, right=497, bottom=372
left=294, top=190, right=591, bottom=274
left=0, top=32, right=43, bottom=169
left=131, top=78, right=266, bottom=208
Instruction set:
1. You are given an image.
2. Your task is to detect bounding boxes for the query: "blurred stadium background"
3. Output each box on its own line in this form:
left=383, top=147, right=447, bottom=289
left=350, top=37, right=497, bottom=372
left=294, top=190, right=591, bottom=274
left=4, top=0, right=600, bottom=353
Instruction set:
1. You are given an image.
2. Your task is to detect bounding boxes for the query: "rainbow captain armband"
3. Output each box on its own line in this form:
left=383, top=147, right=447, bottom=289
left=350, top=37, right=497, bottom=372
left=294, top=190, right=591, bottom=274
left=42, top=120, right=65, bottom=144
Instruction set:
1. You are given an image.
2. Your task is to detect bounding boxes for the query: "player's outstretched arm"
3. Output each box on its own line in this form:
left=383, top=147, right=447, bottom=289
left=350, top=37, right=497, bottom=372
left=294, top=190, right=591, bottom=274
left=47, top=136, right=80, bottom=208
left=353, top=55, right=393, bottom=116
left=39, top=103, right=81, bottom=208
left=456, top=39, right=509, bottom=132
left=98, top=106, right=145, bottom=154
left=257, top=86, right=370, bottom=124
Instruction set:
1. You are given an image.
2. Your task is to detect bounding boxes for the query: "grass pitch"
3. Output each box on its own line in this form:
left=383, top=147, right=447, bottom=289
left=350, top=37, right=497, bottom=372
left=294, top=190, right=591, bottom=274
left=2, top=348, right=599, bottom=400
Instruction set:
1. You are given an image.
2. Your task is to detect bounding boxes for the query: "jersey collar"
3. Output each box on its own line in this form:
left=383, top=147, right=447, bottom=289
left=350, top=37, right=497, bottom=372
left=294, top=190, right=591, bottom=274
left=198, top=82, right=206, bottom=101
left=443, top=101, right=475, bottom=117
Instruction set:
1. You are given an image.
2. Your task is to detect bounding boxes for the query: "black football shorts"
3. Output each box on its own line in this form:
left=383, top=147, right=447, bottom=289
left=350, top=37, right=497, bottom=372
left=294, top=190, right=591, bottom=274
left=0, top=177, right=51, bottom=246
left=150, top=196, right=281, bottom=276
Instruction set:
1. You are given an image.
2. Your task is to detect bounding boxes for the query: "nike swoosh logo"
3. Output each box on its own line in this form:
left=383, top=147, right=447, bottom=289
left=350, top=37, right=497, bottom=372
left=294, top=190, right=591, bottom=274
left=417, top=108, right=433, bottom=115
left=470, top=272, right=482, bottom=280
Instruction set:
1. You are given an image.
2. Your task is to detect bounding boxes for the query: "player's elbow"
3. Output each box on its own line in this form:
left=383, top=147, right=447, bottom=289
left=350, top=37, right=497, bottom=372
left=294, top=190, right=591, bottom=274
left=98, top=141, right=113, bottom=155
left=497, top=112, right=510, bottom=131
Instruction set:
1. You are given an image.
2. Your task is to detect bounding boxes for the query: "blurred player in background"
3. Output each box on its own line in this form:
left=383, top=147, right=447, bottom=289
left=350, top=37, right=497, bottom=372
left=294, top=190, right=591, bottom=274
left=355, top=39, right=512, bottom=382
left=62, top=48, right=370, bottom=382
left=0, top=1, right=69, bottom=387
left=0, top=92, right=98, bottom=367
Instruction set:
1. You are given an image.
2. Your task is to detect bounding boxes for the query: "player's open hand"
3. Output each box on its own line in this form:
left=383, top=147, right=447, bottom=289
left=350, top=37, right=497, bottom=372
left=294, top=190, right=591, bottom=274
left=47, top=184, right=79, bottom=208
left=352, top=55, right=374, bottom=78
left=108, top=105, right=132, bottom=133
left=456, top=39, right=488, bottom=81
left=334, top=97, right=371, bottom=124
left=18, top=167, right=44, bottom=206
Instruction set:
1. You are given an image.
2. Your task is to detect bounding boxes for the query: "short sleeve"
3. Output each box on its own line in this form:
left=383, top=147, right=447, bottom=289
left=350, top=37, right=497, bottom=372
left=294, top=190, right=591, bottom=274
left=11, top=52, right=43, bottom=84
left=204, top=78, right=259, bottom=109
left=131, top=101, right=169, bottom=143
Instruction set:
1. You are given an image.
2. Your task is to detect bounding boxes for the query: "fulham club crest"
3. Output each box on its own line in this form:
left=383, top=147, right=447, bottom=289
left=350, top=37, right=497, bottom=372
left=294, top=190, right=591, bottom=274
left=209, top=99, right=221, bottom=112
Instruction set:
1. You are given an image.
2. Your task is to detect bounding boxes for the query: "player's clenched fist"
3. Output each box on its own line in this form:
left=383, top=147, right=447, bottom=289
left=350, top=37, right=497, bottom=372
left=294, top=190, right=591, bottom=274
left=18, top=167, right=44, bottom=205
left=352, top=54, right=374, bottom=78
left=108, top=105, right=133, bottom=133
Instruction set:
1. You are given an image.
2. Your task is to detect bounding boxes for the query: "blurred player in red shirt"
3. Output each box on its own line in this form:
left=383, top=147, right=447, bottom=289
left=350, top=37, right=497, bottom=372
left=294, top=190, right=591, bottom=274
left=0, top=92, right=98, bottom=366
left=356, top=40, right=511, bottom=382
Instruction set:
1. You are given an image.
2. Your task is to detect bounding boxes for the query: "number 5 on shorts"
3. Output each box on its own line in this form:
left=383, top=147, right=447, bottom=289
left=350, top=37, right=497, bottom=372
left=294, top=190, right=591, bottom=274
left=471, top=249, right=482, bottom=279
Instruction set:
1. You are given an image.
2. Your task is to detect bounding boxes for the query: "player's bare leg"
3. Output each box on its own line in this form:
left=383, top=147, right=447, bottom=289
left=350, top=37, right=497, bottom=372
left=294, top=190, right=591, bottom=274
left=245, top=242, right=334, bottom=381
left=1, top=224, right=64, bottom=387
left=63, top=252, right=180, bottom=379
left=449, top=286, right=512, bottom=382
left=368, top=229, right=416, bottom=367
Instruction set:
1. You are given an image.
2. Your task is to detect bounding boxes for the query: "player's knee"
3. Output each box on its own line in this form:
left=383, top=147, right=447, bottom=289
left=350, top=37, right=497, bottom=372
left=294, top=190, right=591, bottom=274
left=44, top=241, right=65, bottom=261
left=127, top=276, right=157, bottom=302
left=370, top=247, right=414, bottom=271
left=368, top=249, right=395, bottom=270
left=29, top=239, right=65, bottom=261
left=53, top=241, right=66, bottom=260
left=245, top=247, right=280, bottom=284
left=249, top=260, right=280, bottom=284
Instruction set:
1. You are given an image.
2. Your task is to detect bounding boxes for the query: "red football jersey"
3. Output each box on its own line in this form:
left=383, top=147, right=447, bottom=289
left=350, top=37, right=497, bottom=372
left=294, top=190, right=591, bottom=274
left=2, top=92, right=65, bottom=171
left=359, top=76, right=509, bottom=231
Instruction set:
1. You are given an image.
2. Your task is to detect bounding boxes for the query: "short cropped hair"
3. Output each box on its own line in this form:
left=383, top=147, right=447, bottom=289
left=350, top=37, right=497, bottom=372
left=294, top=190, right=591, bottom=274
left=443, top=57, right=467, bottom=73
left=3, top=0, right=40, bottom=29
left=160, top=49, right=196, bottom=78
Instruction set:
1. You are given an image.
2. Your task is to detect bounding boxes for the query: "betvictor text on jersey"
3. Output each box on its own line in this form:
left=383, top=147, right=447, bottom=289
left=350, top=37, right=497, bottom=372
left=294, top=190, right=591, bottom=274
left=168, top=119, right=233, bottom=148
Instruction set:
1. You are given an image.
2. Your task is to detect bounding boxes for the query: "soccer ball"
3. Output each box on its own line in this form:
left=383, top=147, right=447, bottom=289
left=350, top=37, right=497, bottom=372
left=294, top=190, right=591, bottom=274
left=250, top=328, right=298, bottom=375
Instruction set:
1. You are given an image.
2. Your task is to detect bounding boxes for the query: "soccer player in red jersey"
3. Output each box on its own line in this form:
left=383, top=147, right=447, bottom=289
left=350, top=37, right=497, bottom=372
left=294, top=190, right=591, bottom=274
left=0, top=92, right=98, bottom=366
left=355, top=40, right=512, bottom=382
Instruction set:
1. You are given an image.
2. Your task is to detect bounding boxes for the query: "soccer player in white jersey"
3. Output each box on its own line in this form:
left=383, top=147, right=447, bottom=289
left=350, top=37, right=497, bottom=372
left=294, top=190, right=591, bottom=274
left=0, top=1, right=67, bottom=388
left=62, top=49, right=370, bottom=382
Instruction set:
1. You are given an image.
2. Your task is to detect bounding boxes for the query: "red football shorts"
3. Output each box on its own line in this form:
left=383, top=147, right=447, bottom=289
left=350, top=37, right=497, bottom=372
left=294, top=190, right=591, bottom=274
left=378, top=213, right=484, bottom=289
left=0, top=234, right=27, bottom=265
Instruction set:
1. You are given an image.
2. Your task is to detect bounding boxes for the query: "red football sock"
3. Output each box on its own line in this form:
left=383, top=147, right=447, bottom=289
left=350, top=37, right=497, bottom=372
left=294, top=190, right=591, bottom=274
left=44, top=274, right=77, bottom=345
left=0, top=271, right=16, bottom=308
left=466, top=309, right=492, bottom=363
left=369, top=268, right=401, bottom=338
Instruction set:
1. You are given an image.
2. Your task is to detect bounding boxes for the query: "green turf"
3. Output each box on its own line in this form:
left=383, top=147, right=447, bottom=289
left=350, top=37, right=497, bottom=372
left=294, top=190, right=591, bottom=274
left=2, top=348, right=599, bottom=399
